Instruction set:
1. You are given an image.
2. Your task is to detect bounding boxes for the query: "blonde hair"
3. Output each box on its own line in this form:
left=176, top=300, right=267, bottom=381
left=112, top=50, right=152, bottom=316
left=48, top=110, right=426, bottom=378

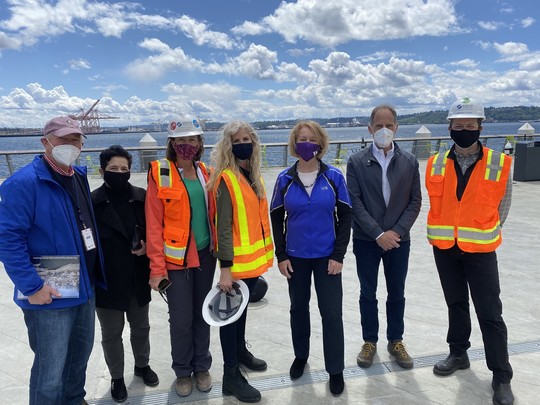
left=288, top=121, right=329, bottom=159
left=208, top=121, right=265, bottom=198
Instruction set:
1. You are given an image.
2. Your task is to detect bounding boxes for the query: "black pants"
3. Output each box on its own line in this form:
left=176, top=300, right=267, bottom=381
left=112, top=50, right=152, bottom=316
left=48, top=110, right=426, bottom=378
left=433, top=245, right=513, bottom=383
left=220, top=276, right=259, bottom=368
left=287, top=256, right=344, bottom=375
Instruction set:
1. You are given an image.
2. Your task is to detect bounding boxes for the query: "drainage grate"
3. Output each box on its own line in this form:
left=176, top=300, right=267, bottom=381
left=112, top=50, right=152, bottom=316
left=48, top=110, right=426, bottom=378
left=90, top=340, right=540, bottom=404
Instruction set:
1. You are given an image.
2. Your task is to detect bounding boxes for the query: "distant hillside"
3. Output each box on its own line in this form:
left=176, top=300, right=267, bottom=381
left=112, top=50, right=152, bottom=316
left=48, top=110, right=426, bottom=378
left=250, top=105, right=540, bottom=129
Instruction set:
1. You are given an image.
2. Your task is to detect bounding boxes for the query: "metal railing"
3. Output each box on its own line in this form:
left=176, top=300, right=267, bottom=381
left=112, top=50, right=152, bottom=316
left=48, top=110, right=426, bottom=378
left=0, top=134, right=536, bottom=178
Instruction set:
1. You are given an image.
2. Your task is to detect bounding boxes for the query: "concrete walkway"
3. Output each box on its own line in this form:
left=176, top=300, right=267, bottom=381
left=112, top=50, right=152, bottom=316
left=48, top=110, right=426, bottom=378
left=0, top=160, right=539, bottom=404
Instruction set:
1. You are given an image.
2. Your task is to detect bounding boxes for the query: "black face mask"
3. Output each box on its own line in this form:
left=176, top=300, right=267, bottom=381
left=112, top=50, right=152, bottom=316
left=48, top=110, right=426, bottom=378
left=450, top=129, right=480, bottom=148
left=104, top=171, right=130, bottom=190
left=232, top=143, right=253, bottom=160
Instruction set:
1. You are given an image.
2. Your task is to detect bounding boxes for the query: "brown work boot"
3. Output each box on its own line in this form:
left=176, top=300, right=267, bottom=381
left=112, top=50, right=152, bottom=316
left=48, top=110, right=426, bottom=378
left=387, top=340, right=414, bottom=369
left=357, top=341, right=377, bottom=368
left=194, top=371, right=213, bottom=392
left=175, top=376, right=193, bottom=397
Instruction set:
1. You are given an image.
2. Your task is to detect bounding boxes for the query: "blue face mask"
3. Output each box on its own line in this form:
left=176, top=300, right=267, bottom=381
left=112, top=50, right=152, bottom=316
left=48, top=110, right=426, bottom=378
left=232, top=143, right=253, bottom=160
left=295, top=142, right=320, bottom=162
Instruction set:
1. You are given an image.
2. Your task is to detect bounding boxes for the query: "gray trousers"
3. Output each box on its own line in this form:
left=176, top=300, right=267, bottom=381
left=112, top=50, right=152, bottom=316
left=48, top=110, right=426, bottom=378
left=96, top=297, right=150, bottom=379
left=166, top=246, right=216, bottom=377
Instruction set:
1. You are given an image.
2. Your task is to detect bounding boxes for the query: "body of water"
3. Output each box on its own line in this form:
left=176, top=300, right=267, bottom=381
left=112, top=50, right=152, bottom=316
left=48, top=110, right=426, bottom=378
left=0, top=122, right=534, bottom=177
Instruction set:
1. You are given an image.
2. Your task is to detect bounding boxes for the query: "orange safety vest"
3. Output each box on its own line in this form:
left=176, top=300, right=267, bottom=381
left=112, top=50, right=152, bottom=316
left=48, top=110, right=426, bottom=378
left=149, top=159, right=213, bottom=266
left=425, top=147, right=511, bottom=253
left=214, top=169, right=274, bottom=279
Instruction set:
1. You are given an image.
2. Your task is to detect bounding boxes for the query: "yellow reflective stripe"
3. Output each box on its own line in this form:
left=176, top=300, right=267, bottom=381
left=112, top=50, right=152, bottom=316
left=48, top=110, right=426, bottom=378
left=164, top=244, right=186, bottom=260
left=426, top=224, right=454, bottom=241
left=223, top=169, right=250, bottom=246
left=430, top=150, right=449, bottom=176
left=233, top=236, right=273, bottom=256
left=231, top=255, right=270, bottom=273
left=457, top=223, right=501, bottom=244
left=157, top=159, right=171, bottom=188
left=485, top=150, right=504, bottom=182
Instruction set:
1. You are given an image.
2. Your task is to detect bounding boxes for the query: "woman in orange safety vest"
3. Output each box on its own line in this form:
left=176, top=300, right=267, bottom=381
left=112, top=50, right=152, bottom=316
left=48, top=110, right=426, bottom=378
left=145, top=116, right=216, bottom=398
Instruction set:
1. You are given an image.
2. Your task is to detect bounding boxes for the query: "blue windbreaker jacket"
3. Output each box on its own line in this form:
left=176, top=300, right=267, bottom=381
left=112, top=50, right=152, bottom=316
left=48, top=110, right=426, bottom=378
left=270, top=160, right=352, bottom=263
left=0, top=156, right=106, bottom=310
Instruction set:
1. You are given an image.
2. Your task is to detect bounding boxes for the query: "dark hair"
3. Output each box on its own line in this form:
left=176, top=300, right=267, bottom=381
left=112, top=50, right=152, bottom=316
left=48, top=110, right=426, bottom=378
left=370, top=104, right=398, bottom=126
left=166, top=135, right=204, bottom=162
left=99, top=145, right=132, bottom=170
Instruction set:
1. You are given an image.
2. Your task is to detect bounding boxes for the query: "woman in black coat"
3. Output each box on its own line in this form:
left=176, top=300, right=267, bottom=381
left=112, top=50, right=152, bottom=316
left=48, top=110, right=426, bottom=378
left=91, top=145, right=158, bottom=403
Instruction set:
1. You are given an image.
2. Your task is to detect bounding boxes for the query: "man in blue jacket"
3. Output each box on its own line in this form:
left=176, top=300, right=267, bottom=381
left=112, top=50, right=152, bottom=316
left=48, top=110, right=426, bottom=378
left=346, top=104, right=421, bottom=370
left=0, top=116, right=106, bottom=405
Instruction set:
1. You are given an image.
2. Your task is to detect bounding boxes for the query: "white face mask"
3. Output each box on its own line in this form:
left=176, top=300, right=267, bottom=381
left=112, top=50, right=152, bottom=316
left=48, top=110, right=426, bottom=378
left=47, top=140, right=81, bottom=166
left=373, top=127, right=394, bottom=149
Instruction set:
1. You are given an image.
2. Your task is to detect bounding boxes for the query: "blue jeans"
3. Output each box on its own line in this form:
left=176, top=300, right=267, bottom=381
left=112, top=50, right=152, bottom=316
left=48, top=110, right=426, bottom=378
left=353, top=238, right=410, bottom=343
left=22, top=297, right=96, bottom=405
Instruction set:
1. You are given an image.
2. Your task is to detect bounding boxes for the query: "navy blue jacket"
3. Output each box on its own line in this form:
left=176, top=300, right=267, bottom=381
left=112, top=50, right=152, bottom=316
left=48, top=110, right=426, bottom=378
left=270, top=160, right=351, bottom=263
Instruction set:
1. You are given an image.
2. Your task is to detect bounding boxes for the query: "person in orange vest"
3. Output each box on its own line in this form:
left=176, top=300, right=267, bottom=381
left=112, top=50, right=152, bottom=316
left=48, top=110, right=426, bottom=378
left=207, top=121, right=274, bottom=403
left=145, top=116, right=216, bottom=398
left=426, top=97, right=514, bottom=405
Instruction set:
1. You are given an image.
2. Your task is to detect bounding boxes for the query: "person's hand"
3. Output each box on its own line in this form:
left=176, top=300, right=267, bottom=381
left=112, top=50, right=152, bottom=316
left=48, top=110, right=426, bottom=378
left=327, top=259, right=343, bottom=275
left=28, top=284, right=61, bottom=305
left=278, top=259, right=293, bottom=279
left=149, top=275, right=167, bottom=291
left=376, top=230, right=401, bottom=251
left=219, top=268, right=234, bottom=292
left=131, top=240, right=146, bottom=256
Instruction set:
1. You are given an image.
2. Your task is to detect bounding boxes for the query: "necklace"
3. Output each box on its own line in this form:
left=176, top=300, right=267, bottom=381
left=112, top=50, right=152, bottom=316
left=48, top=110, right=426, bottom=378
left=297, top=161, right=319, bottom=188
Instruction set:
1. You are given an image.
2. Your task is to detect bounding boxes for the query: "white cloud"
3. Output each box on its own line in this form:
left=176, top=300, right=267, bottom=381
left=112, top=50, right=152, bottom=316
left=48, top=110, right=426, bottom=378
left=233, top=0, right=460, bottom=46
left=521, top=17, right=535, bottom=28
left=478, top=21, right=505, bottom=31
left=124, top=38, right=203, bottom=81
left=172, top=15, right=236, bottom=50
left=205, top=43, right=278, bottom=80
left=68, top=58, right=91, bottom=70
left=493, top=41, right=529, bottom=56
left=449, top=59, right=479, bottom=68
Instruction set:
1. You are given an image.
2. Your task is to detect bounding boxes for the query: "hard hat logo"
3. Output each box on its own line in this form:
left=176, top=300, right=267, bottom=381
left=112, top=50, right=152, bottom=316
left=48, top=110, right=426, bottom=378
left=447, top=96, right=485, bottom=120
left=167, top=116, right=204, bottom=138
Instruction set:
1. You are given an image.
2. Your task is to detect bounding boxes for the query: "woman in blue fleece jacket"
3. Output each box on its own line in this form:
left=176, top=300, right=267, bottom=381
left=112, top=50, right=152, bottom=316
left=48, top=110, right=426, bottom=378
left=269, top=121, right=351, bottom=396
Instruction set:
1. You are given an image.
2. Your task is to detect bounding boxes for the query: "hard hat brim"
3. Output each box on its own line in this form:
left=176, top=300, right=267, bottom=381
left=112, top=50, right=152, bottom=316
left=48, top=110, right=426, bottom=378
left=447, top=114, right=485, bottom=120
left=202, top=280, right=249, bottom=327
left=167, top=130, right=204, bottom=138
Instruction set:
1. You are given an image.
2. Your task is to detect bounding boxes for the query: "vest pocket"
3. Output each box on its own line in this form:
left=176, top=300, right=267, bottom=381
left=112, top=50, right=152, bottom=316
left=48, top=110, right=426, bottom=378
left=427, top=176, right=444, bottom=218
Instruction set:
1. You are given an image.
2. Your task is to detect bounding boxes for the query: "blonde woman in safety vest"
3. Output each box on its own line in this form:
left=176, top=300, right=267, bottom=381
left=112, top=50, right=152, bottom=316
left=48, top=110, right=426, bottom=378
left=207, top=121, right=274, bottom=403
left=426, top=97, right=514, bottom=405
left=145, top=116, right=216, bottom=398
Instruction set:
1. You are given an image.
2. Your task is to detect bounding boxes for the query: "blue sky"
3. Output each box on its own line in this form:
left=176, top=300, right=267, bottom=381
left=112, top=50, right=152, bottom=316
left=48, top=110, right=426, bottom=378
left=0, top=0, right=538, bottom=127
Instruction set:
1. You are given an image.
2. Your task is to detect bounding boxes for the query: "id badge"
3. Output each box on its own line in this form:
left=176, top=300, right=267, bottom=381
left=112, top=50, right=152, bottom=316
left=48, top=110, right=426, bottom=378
left=81, top=228, right=96, bottom=251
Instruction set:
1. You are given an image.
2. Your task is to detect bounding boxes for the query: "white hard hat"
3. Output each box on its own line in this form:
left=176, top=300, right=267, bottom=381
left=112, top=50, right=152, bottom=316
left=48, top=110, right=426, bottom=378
left=202, top=280, right=249, bottom=327
left=447, top=97, right=485, bottom=120
left=167, top=116, right=203, bottom=138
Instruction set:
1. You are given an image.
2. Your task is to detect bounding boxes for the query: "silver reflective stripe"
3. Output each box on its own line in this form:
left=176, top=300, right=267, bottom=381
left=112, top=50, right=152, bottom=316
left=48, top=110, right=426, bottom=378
left=158, top=159, right=171, bottom=188
left=485, top=150, right=504, bottom=182
left=457, top=223, right=501, bottom=244
left=427, top=225, right=454, bottom=241
left=431, top=150, right=450, bottom=176
left=164, top=244, right=186, bottom=261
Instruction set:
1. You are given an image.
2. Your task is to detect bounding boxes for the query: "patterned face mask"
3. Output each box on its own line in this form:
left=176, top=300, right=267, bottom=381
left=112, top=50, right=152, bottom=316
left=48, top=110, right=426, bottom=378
left=173, top=143, right=199, bottom=161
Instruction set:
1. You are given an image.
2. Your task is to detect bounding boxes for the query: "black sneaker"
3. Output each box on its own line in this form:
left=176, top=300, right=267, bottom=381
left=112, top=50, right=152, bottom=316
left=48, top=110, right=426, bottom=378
left=134, top=365, right=159, bottom=387
left=111, top=378, right=127, bottom=403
